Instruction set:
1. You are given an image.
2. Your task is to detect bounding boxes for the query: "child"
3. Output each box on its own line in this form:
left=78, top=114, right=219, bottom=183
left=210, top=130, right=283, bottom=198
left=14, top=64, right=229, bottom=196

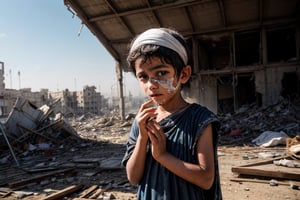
left=122, top=28, right=222, bottom=200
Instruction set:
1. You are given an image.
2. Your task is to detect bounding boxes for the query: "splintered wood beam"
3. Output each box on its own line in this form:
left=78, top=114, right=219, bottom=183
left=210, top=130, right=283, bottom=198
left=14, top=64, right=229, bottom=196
left=89, top=188, right=105, bottom=199
left=230, top=178, right=292, bottom=186
left=17, top=123, right=59, bottom=144
left=78, top=185, right=98, bottom=198
left=41, top=184, right=83, bottom=200
left=8, top=168, right=76, bottom=189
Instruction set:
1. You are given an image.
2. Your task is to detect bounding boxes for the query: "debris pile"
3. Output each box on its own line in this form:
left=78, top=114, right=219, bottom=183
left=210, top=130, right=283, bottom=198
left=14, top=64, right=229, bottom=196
left=0, top=97, right=135, bottom=199
left=67, top=110, right=132, bottom=144
left=0, top=97, right=80, bottom=153
left=0, top=96, right=299, bottom=199
left=219, top=98, right=300, bottom=146
left=223, top=98, right=300, bottom=192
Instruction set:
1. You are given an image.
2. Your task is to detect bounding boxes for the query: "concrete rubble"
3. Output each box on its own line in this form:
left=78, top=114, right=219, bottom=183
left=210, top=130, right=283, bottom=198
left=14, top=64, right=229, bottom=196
left=218, top=97, right=300, bottom=146
left=0, top=97, right=135, bottom=199
left=0, top=96, right=299, bottom=199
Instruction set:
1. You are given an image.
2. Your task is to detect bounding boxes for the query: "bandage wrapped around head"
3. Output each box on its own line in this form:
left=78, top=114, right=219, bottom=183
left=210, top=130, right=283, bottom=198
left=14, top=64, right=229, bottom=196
left=129, top=28, right=188, bottom=66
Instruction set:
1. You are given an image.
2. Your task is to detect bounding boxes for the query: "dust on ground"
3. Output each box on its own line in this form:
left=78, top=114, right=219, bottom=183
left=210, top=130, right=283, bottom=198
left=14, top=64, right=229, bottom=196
left=1, top=99, right=300, bottom=200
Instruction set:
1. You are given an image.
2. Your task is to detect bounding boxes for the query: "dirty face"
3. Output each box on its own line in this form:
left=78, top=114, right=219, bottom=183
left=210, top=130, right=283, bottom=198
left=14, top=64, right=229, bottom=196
left=134, top=57, right=181, bottom=105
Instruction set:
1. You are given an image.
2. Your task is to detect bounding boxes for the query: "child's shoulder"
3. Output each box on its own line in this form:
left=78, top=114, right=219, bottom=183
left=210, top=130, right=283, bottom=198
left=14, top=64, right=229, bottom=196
left=188, top=103, right=210, bottom=112
left=187, top=103, right=218, bottom=118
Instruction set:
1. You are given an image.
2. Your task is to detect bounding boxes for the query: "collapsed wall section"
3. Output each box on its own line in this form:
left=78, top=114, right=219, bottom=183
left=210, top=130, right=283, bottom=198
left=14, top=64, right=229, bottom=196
left=185, top=25, right=299, bottom=114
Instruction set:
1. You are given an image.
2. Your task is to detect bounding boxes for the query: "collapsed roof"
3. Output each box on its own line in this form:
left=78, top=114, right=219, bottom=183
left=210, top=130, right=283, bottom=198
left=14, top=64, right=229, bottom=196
left=64, top=0, right=300, bottom=72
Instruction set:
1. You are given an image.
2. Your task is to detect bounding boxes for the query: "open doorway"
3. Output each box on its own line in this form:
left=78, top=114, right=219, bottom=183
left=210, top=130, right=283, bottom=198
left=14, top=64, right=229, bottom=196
left=217, top=73, right=256, bottom=114
left=281, top=72, right=299, bottom=101
left=236, top=73, right=256, bottom=108
left=217, top=75, right=234, bottom=114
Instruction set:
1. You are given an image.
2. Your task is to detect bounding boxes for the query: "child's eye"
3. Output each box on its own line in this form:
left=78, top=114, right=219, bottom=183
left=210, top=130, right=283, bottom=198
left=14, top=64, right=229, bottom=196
left=157, top=71, right=168, bottom=77
left=137, top=74, right=149, bottom=81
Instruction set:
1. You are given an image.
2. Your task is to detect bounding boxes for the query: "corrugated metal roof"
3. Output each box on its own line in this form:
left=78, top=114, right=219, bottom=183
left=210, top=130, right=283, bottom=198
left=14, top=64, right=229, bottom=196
left=64, top=0, right=299, bottom=72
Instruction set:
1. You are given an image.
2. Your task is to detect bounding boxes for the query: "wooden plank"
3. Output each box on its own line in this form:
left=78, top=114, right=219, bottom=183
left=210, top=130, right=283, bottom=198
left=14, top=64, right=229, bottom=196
left=78, top=185, right=98, bottom=198
left=89, top=188, right=104, bottom=199
left=230, top=177, right=295, bottom=186
left=0, top=187, right=13, bottom=198
left=8, top=168, right=75, bottom=188
left=234, top=155, right=287, bottom=167
left=41, top=184, right=83, bottom=200
left=22, top=167, right=60, bottom=173
left=72, top=158, right=101, bottom=163
left=17, top=124, right=59, bottom=144
left=231, top=156, right=300, bottom=181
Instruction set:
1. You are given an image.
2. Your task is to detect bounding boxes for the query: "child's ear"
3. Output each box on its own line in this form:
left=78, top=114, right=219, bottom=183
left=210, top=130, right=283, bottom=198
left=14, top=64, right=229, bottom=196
left=180, top=65, right=191, bottom=83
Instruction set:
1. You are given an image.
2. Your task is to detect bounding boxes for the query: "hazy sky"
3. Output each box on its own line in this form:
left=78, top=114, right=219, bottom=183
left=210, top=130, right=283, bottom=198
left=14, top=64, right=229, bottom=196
left=0, top=0, right=141, bottom=97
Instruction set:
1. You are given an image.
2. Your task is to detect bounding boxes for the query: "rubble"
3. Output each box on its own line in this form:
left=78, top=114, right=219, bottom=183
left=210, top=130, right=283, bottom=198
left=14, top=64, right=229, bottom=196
left=0, top=96, right=299, bottom=199
left=0, top=97, right=80, bottom=152
left=218, top=97, right=300, bottom=146
left=0, top=97, right=135, bottom=199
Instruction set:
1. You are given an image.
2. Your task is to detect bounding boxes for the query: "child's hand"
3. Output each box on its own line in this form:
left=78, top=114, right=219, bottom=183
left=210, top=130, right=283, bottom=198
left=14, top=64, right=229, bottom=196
left=136, top=99, right=157, bottom=139
left=146, top=120, right=167, bottom=161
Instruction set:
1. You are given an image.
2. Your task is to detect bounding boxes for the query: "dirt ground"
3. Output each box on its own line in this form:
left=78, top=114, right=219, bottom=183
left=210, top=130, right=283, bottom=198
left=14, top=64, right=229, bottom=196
left=94, top=137, right=300, bottom=200
left=0, top=118, right=299, bottom=200
left=217, top=146, right=299, bottom=200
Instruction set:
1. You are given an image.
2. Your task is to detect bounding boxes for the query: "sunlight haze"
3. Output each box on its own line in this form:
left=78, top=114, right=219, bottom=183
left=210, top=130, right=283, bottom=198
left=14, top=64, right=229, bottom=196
left=0, top=0, right=141, bottom=97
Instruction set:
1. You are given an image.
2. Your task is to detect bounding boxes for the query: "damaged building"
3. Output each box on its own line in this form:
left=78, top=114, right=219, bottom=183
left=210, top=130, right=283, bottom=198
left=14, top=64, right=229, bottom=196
left=187, top=26, right=299, bottom=114
left=0, top=62, right=108, bottom=117
left=65, top=0, right=300, bottom=115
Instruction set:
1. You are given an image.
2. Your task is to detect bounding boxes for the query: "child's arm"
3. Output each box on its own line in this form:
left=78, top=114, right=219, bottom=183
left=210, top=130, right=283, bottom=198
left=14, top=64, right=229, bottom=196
left=148, top=122, right=215, bottom=189
left=125, top=100, right=157, bottom=185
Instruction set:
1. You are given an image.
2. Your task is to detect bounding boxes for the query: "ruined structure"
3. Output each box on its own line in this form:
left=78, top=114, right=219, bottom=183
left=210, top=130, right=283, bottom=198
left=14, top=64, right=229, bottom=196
left=65, top=0, right=300, bottom=115
left=0, top=63, right=107, bottom=117
left=49, top=86, right=105, bottom=115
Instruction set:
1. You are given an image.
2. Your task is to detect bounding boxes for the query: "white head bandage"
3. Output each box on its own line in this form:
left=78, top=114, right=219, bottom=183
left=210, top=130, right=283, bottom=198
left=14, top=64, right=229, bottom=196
left=130, top=28, right=188, bottom=65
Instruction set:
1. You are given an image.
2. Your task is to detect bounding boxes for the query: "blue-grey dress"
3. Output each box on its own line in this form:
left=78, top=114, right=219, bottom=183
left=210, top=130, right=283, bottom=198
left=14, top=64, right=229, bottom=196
left=122, top=103, right=222, bottom=200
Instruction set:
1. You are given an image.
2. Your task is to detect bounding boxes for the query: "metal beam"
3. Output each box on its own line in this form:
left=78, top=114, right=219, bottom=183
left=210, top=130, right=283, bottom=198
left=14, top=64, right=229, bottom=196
left=89, top=0, right=211, bottom=22
left=145, top=0, right=162, bottom=26
left=218, top=0, right=227, bottom=27
left=64, top=0, right=120, bottom=61
left=184, top=6, right=195, bottom=32
left=104, top=0, right=135, bottom=37
left=108, top=17, right=298, bottom=44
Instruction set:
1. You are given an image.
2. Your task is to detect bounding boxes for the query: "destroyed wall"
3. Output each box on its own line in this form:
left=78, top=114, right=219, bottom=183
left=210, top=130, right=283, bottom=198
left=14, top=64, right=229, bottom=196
left=0, top=96, right=79, bottom=150
left=255, top=66, right=300, bottom=106
left=185, top=25, right=300, bottom=114
left=0, top=63, right=50, bottom=117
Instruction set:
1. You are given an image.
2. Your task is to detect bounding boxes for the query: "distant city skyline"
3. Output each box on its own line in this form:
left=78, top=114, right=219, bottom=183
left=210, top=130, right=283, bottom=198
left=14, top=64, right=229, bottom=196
left=0, top=1, right=142, bottom=98
left=3, top=65, right=141, bottom=98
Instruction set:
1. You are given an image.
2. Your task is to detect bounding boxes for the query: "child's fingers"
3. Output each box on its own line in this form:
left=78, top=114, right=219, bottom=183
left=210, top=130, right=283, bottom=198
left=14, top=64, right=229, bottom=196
left=140, top=99, right=154, bottom=111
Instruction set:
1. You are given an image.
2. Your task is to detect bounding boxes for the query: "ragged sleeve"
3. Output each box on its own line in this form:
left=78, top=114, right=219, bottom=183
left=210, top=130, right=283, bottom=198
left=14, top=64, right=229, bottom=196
left=121, top=120, right=139, bottom=167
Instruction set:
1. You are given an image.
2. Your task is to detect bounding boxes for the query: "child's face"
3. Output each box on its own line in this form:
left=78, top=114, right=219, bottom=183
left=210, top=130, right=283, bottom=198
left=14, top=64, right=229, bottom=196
left=134, top=56, right=181, bottom=105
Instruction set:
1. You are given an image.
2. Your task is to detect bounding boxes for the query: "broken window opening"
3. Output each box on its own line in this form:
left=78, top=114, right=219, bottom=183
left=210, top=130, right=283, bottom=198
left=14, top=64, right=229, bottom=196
left=267, top=27, right=297, bottom=63
left=217, top=75, right=234, bottom=114
left=281, top=72, right=299, bottom=101
left=217, top=73, right=256, bottom=114
left=235, top=31, right=260, bottom=66
left=235, top=73, right=256, bottom=108
left=198, top=38, right=231, bottom=70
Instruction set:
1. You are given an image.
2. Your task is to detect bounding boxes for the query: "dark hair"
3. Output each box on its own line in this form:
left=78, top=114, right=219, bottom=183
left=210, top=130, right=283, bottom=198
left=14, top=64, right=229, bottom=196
left=127, top=28, right=192, bottom=87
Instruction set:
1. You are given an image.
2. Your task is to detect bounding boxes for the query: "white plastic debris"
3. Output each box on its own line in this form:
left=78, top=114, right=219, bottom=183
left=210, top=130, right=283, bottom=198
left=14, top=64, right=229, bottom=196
left=252, top=131, right=289, bottom=147
left=273, top=159, right=300, bottom=168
